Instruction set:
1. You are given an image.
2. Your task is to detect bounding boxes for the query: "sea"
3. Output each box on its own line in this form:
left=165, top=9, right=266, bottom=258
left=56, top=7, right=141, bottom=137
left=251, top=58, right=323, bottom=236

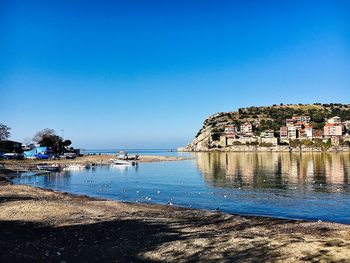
left=13, top=150, right=350, bottom=224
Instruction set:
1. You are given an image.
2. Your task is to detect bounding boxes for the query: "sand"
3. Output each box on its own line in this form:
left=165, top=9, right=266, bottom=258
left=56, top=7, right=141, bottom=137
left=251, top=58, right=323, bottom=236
left=0, top=182, right=350, bottom=262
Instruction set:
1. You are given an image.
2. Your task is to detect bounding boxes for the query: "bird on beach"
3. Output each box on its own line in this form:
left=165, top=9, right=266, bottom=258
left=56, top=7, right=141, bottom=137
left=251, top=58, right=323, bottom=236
left=216, top=207, right=220, bottom=212
left=170, top=197, right=174, bottom=201
left=167, top=201, right=173, bottom=206
left=136, top=190, right=140, bottom=194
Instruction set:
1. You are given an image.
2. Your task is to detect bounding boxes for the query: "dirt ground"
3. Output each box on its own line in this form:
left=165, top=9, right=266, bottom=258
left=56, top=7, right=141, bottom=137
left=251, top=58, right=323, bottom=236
left=1, top=182, right=350, bottom=263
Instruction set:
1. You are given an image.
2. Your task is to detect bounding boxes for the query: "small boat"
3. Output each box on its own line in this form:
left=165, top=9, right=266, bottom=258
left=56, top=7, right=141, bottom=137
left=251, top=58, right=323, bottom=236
left=37, top=165, right=62, bottom=171
left=110, top=159, right=136, bottom=165
left=116, top=151, right=139, bottom=160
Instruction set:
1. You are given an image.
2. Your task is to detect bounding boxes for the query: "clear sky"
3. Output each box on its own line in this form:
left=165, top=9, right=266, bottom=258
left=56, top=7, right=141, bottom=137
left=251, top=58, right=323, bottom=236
left=1, top=0, right=350, bottom=149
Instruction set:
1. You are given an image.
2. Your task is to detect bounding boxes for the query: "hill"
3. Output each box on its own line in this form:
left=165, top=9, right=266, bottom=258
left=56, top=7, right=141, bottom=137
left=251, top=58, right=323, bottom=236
left=184, top=103, right=350, bottom=151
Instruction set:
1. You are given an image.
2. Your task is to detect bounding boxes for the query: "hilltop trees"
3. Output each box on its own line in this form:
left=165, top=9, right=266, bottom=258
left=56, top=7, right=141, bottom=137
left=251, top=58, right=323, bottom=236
left=0, top=123, right=11, bottom=140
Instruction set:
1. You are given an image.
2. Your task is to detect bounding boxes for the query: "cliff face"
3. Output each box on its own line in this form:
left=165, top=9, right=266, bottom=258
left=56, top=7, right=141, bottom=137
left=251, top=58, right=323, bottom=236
left=183, top=103, right=350, bottom=151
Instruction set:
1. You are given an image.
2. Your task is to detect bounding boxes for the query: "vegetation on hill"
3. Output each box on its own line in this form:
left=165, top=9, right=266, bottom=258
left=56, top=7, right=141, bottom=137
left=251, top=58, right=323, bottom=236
left=197, top=103, right=350, bottom=138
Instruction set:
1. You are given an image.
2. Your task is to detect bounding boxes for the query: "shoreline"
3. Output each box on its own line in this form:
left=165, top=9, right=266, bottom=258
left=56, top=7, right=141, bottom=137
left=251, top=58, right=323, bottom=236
left=0, top=154, right=192, bottom=173
left=1, top=178, right=350, bottom=262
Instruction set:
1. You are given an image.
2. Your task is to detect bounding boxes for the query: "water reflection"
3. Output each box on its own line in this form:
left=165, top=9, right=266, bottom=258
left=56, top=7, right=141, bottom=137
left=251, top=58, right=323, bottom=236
left=195, top=152, right=350, bottom=192
left=13, top=152, right=350, bottom=223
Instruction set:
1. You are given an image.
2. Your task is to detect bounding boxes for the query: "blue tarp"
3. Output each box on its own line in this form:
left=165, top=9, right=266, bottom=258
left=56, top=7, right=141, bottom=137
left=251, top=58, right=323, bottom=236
left=24, top=149, right=36, bottom=157
left=24, top=147, right=52, bottom=158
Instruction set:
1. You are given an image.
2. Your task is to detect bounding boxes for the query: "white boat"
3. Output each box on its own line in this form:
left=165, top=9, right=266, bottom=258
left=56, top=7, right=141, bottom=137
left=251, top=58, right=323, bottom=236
left=37, top=165, right=62, bottom=171
left=116, top=151, right=139, bottom=160
left=110, top=159, right=135, bottom=165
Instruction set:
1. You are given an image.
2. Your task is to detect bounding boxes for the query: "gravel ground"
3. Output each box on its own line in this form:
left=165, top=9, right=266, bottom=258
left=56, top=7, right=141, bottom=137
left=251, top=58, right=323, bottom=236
left=1, top=182, right=350, bottom=263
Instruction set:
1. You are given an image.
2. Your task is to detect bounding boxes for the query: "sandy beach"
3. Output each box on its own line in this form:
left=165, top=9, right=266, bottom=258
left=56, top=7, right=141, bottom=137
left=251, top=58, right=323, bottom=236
left=0, top=178, right=350, bottom=262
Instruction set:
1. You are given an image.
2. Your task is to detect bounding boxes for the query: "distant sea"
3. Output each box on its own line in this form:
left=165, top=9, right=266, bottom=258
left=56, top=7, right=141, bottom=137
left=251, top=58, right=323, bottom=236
left=81, top=149, right=190, bottom=157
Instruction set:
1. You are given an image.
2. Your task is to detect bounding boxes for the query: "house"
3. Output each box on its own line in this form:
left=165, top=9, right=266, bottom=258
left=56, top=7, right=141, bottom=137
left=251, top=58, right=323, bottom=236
left=324, top=124, right=343, bottom=137
left=292, top=116, right=311, bottom=125
left=312, top=130, right=323, bottom=139
left=260, top=129, right=274, bottom=138
left=224, top=125, right=238, bottom=138
left=298, top=129, right=307, bottom=139
left=280, top=126, right=288, bottom=140
left=286, top=119, right=295, bottom=127
left=287, top=126, right=297, bottom=139
left=0, top=140, right=23, bottom=153
left=305, top=126, right=313, bottom=139
left=240, top=122, right=253, bottom=136
left=294, top=122, right=304, bottom=130
left=327, top=116, right=341, bottom=125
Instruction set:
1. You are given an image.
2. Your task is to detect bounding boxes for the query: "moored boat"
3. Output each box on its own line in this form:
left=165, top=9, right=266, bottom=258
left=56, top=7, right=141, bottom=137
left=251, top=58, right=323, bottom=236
left=37, top=165, right=62, bottom=171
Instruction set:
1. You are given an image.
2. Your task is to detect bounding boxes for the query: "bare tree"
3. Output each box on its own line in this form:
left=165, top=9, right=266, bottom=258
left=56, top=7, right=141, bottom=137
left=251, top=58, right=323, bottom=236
left=23, top=137, right=32, bottom=145
left=32, top=128, right=56, bottom=143
left=0, top=123, right=11, bottom=140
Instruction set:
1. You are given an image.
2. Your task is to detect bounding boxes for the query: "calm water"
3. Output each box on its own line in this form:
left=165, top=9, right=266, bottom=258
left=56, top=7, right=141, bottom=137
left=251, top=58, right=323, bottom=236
left=13, top=152, right=350, bottom=224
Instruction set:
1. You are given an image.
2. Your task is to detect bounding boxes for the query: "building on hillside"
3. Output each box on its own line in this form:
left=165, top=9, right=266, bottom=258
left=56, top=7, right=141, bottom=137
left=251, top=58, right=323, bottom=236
left=240, top=122, right=253, bottom=136
left=298, top=129, right=307, bottom=139
left=287, top=126, right=297, bottom=139
left=260, top=129, right=274, bottom=138
left=312, top=130, right=323, bottom=139
left=294, top=122, right=304, bottom=130
left=324, top=124, right=343, bottom=137
left=292, top=116, right=311, bottom=125
left=280, top=126, right=288, bottom=140
left=305, top=126, right=313, bottom=139
left=327, top=116, right=341, bottom=125
left=286, top=119, right=295, bottom=127
left=224, top=125, right=238, bottom=138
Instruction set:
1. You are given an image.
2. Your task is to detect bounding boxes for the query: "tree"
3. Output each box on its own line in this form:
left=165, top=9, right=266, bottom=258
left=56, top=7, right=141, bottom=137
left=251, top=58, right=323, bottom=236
left=33, top=128, right=56, bottom=143
left=0, top=123, right=11, bottom=140
left=39, top=134, right=64, bottom=154
left=63, top=140, right=72, bottom=147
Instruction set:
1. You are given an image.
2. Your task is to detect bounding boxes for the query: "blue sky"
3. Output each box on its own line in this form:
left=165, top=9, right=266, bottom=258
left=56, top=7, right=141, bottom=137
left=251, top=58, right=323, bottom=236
left=1, top=0, right=349, bottom=149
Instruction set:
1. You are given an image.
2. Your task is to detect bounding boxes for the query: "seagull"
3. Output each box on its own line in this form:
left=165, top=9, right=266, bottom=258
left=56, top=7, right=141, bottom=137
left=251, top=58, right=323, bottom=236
left=223, top=195, right=227, bottom=198
left=156, top=190, right=161, bottom=194
left=167, top=201, right=173, bottom=206
left=189, top=205, right=192, bottom=208
left=170, top=197, right=174, bottom=201
left=216, top=207, right=220, bottom=212
left=136, top=190, right=140, bottom=194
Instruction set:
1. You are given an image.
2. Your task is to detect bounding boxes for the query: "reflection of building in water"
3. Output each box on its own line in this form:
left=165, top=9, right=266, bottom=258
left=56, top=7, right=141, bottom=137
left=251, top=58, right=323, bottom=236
left=324, top=154, right=345, bottom=185
left=195, top=152, right=349, bottom=189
